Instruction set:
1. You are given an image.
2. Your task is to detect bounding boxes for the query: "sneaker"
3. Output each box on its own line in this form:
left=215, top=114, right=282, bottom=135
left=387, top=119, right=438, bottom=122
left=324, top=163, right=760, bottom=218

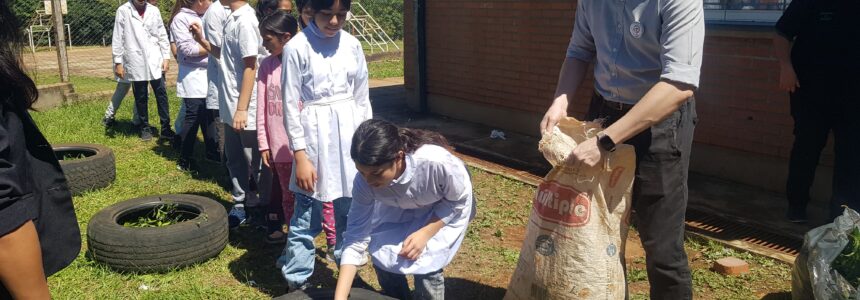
left=176, top=159, right=196, bottom=172
left=172, top=135, right=182, bottom=151
left=102, top=117, right=116, bottom=128
left=228, top=206, right=247, bottom=229
left=140, top=127, right=153, bottom=141
left=160, top=129, right=177, bottom=141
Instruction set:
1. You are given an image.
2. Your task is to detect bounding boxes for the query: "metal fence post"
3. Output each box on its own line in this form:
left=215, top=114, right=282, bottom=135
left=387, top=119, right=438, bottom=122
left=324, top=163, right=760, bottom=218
left=51, top=0, right=70, bottom=82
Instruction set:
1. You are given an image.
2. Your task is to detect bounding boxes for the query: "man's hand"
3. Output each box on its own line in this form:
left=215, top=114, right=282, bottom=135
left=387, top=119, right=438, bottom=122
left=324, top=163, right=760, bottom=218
left=569, top=137, right=604, bottom=167
left=540, top=96, right=569, bottom=135
left=162, top=59, right=169, bottom=73
left=779, top=63, right=800, bottom=93
left=232, top=110, right=248, bottom=131
left=114, top=63, right=125, bottom=79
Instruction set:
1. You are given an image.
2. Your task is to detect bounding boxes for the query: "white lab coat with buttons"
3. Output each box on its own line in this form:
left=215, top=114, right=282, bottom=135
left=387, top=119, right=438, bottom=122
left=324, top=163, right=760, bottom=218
left=111, top=1, right=170, bottom=82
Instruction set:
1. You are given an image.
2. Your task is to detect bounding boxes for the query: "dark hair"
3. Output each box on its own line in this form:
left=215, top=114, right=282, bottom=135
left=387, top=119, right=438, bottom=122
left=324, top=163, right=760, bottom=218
left=260, top=10, right=298, bottom=37
left=0, top=1, right=38, bottom=111
left=169, top=0, right=195, bottom=32
left=296, top=0, right=309, bottom=28
left=256, top=0, right=280, bottom=21
left=310, top=0, right=351, bottom=11
left=351, top=119, right=450, bottom=166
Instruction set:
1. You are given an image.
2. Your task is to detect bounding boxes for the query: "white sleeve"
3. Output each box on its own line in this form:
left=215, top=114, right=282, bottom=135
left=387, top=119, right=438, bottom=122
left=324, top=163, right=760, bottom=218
left=156, top=11, right=171, bottom=59
left=340, top=177, right=376, bottom=266
left=431, top=159, right=472, bottom=224
left=112, top=9, right=125, bottom=64
left=282, top=45, right=306, bottom=151
left=238, top=20, right=260, bottom=59
left=352, top=42, right=372, bottom=120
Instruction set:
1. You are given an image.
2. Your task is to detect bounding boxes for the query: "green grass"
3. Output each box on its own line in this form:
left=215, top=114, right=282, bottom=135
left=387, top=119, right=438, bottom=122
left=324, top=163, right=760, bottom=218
left=33, top=90, right=790, bottom=299
left=32, top=73, right=118, bottom=94
left=367, top=58, right=403, bottom=79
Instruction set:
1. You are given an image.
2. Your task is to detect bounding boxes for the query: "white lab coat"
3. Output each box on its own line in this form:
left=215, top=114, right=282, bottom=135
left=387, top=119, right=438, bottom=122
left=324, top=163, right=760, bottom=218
left=112, top=1, right=170, bottom=82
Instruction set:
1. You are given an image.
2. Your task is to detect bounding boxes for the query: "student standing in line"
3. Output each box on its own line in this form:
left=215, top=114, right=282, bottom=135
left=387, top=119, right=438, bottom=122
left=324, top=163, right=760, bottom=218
left=170, top=0, right=216, bottom=171
left=255, top=11, right=299, bottom=244
left=191, top=0, right=230, bottom=163
left=276, top=0, right=372, bottom=291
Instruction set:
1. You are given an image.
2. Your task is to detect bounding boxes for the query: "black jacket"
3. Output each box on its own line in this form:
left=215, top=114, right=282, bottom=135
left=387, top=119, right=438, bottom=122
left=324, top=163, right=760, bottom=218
left=0, top=102, right=81, bottom=293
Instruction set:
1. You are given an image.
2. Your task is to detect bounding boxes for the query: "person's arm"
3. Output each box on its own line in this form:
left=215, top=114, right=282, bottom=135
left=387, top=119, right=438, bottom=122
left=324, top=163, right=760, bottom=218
left=0, top=221, right=48, bottom=300
left=112, top=9, right=126, bottom=79
left=334, top=179, right=377, bottom=300
left=399, top=159, right=472, bottom=260
left=540, top=0, right=594, bottom=134
left=256, top=62, right=271, bottom=167
left=155, top=10, right=171, bottom=73
left=190, top=23, right=219, bottom=59
left=233, top=56, right=258, bottom=130
left=353, top=43, right=372, bottom=120
left=540, top=57, right=591, bottom=134
left=774, top=0, right=806, bottom=93
left=173, top=18, right=208, bottom=58
left=232, top=21, right=260, bottom=131
left=281, top=46, right=316, bottom=191
left=773, top=35, right=798, bottom=93
left=0, top=118, right=48, bottom=299
left=571, top=0, right=704, bottom=167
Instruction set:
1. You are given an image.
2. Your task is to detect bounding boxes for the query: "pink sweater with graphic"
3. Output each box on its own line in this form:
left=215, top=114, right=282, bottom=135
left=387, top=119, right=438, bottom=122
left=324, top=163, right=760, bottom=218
left=256, top=55, right=294, bottom=163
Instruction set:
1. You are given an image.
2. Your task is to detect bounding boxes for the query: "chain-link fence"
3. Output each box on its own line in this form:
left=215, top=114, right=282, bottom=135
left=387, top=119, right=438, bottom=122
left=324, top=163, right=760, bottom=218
left=13, top=0, right=178, bottom=89
left=12, top=0, right=403, bottom=92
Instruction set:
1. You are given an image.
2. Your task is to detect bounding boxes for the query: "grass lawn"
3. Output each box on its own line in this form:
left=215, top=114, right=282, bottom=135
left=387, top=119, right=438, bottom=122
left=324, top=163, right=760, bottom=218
left=32, top=73, right=118, bottom=94
left=32, top=89, right=790, bottom=299
left=368, top=59, right=403, bottom=79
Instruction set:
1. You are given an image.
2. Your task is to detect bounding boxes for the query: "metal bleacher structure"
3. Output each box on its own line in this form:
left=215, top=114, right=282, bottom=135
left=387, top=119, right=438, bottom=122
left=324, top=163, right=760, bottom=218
left=346, top=2, right=400, bottom=54
left=25, top=1, right=72, bottom=53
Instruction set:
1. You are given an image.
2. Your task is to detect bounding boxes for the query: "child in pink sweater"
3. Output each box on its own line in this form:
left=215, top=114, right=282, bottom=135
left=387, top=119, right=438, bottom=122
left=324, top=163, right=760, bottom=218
left=256, top=10, right=299, bottom=243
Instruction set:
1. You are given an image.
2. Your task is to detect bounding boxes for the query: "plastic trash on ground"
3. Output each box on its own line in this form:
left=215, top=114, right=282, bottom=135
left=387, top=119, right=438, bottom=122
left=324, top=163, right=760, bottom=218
left=792, top=207, right=860, bottom=300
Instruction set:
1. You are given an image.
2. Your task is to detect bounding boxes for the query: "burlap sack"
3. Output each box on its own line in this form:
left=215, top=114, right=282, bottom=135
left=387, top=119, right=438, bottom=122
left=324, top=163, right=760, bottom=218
left=504, top=117, right=635, bottom=300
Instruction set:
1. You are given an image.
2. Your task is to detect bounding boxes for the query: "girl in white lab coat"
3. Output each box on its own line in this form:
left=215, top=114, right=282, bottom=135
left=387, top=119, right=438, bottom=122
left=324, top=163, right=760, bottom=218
left=111, top=0, right=173, bottom=141
left=334, top=119, right=475, bottom=300
left=276, top=0, right=372, bottom=291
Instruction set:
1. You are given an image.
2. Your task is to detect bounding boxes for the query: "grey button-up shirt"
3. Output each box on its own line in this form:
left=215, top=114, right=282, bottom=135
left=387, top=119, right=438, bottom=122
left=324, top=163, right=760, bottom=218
left=566, top=0, right=705, bottom=104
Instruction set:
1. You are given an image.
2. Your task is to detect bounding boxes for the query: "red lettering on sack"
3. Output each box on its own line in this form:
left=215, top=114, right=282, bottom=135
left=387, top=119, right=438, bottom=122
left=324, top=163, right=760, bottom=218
left=608, top=167, right=625, bottom=188
left=533, top=180, right=590, bottom=227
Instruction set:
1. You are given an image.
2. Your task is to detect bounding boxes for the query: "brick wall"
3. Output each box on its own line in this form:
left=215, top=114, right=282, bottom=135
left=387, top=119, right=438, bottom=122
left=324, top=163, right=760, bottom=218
left=404, top=1, right=826, bottom=162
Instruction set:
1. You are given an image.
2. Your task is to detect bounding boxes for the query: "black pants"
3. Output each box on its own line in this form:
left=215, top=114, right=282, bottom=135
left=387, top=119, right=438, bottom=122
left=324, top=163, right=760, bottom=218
left=786, top=86, right=860, bottom=218
left=587, top=93, right=696, bottom=299
left=179, top=98, right=219, bottom=161
left=132, top=78, right=171, bottom=133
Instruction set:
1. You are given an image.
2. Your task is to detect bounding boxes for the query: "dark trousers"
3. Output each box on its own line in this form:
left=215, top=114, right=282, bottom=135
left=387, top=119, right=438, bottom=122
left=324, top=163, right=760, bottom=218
left=178, top=98, right=219, bottom=161
left=587, top=93, right=696, bottom=299
left=786, top=86, right=860, bottom=218
left=132, top=78, right=171, bottom=132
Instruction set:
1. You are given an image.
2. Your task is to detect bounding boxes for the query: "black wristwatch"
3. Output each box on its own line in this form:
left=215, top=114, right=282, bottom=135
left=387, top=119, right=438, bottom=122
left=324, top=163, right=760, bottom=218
left=597, top=132, right=616, bottom=152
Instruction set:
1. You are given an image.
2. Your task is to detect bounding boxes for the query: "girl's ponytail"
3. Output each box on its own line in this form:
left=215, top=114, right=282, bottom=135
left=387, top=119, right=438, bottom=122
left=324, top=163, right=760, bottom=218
left=351, top=119, right=449, bottom=166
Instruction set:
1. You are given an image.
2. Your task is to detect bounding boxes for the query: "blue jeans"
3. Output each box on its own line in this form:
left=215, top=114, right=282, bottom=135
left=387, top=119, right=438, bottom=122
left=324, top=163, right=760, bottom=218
left=277, top=193, right=351, bottom=288
left=374, top=266, right=445, bottom=300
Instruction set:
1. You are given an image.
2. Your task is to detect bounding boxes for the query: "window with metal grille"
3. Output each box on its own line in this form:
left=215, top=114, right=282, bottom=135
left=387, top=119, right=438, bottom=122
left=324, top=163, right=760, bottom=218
left=704, top=0, right=792, bottom=24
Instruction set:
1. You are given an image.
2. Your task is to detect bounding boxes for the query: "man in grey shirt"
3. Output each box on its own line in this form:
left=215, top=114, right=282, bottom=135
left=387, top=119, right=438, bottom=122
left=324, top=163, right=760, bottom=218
left=541, top=1, right=704, bottom=298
